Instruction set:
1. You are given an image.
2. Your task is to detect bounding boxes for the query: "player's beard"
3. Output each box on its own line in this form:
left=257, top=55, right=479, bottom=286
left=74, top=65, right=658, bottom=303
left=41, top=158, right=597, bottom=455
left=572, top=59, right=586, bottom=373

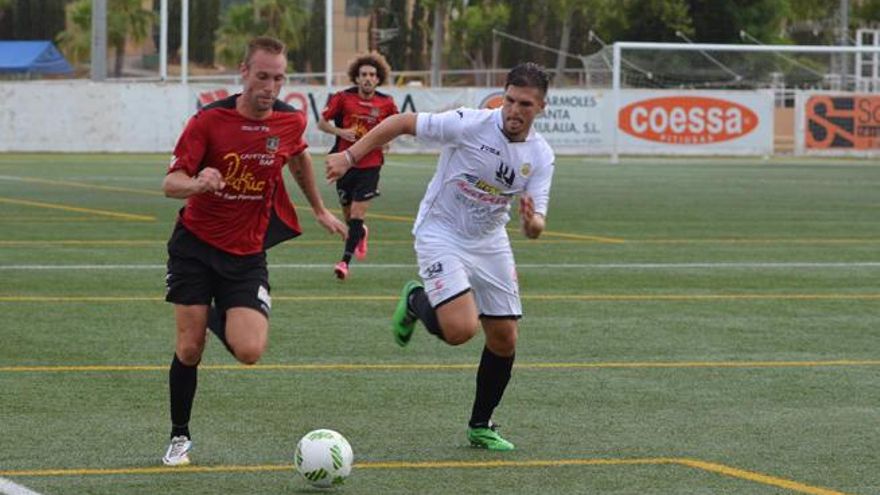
left=253, top=92, right=275, bottom=112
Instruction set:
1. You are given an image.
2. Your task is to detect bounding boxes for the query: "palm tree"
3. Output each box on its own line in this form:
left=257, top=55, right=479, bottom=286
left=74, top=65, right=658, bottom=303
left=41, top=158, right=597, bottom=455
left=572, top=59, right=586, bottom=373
left=56, top=0, right=154, bottom=76
left=56, top=0, right=92, bottom=66
left=214, top=0, right=307, bottom=69
left=107, top=0, right=153, bottom=77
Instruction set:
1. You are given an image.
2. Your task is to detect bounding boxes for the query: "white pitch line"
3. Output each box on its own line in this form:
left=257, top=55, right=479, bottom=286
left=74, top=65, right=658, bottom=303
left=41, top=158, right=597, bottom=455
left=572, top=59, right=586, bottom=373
left=0, top=477, right=43, bottom=495
left=1, top=262, right=880, bottom=271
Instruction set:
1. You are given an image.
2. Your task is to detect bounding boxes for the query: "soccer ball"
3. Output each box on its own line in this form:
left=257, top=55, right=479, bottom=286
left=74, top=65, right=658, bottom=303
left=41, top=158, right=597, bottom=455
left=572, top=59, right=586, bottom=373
left=294, top=429, right=353, bottom=488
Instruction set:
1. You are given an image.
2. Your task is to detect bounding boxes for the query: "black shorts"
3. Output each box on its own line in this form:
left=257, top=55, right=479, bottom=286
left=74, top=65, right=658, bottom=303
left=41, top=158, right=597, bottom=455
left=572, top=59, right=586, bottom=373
left=165, top=222, right=271, bottom=317
left=336, top=167, right=381, bottom=206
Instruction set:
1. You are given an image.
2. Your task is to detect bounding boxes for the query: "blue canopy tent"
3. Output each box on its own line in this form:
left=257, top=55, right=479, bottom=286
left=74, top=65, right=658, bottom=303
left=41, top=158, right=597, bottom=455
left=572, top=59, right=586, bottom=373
left=0, top=41, right=73, bottom=75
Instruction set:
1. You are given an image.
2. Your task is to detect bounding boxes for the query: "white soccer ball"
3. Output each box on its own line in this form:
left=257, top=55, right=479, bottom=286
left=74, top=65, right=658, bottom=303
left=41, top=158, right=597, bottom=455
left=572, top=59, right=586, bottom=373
left=294, top=429, right=353, bottom=488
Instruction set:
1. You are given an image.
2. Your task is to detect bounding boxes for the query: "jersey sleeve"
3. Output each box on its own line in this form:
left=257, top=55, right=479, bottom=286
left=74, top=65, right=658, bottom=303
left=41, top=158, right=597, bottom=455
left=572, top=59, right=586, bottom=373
left=415, top=108, right=468, bottom=145
left=289, top=111, right=309, bottom=157
left=525, top=148, right=555, bottom=217
left=168, top=113, right=208, bottom=176
left=321, top=92, right=342, bottom=121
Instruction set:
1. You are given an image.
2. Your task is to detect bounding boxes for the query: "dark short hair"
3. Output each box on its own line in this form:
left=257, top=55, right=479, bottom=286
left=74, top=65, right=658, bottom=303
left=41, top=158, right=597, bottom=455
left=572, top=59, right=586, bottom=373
left=505, top=62, right=552, bottom=96
left=347, top=52, right=392, bottom=86
left=244, top=36, right=286, bottom=66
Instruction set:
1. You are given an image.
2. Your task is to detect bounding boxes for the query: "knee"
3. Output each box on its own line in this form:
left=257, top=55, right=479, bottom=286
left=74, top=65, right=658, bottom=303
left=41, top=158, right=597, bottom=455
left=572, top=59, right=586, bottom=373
left=233, top=343, right=266, bottom=365
left=485, top=325, right=518, bottom=357
left=442, top=322, right=480, bottom=346
left=176, top=344, right=204, bottom=365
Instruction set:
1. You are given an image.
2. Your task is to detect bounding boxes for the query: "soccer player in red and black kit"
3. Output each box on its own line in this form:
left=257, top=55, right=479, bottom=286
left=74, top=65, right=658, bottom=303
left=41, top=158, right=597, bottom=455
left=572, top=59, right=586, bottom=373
left=318, top=52, right=398, bottom=280
left=160, top=37, right=346, bottom=466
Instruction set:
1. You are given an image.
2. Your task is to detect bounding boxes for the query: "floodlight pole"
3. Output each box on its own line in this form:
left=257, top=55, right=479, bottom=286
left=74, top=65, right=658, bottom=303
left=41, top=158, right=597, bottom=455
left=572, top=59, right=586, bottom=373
left=90, top=0, right=107, bottom=80
left=611, top=43, right=621, bottom=165
left=159, top=0, right=168, bottom=81
left=326, top=0, right=333, bottom=91
left=181, top=0, right=189, bottom=84
left=840, top=0, right=849, bottom=83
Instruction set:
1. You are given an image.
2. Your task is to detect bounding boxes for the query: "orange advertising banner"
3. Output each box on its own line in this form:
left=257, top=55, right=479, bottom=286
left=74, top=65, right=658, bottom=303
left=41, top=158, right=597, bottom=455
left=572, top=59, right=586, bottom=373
left=805, top=95, right=880, bottom=150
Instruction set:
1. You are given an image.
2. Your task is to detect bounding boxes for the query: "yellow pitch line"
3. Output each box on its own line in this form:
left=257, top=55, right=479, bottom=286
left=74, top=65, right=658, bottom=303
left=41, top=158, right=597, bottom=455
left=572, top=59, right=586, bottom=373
left=0, top=176, right=162, bottom=196
left=3, top=237, right=878, bottom=246
left=642, top=238, right=880, bottom=244
left=3, top=293, right=880, bottom=303
left=0, top=197, right=155, bottom=222
left=527, top=294, right=880, bottom=301
left=0, top=458, right=853, bottom=494
left=0, top=240, right=164, bottom=246
left=539, top=230, right=626, bottom=243
left=2, top=360, right=879, bottom=373
left=677, top=458, right=850, bottom=495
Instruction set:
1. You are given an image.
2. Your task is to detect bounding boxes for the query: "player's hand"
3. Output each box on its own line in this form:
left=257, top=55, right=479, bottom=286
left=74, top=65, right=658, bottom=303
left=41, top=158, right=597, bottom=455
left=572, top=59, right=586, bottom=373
left=315, top=208, right=348, bottom=240
left=337, top=128, right=357, bottom=142
left=195, top=167, right=225, bottom=192
left=325, top=152, right=351, bottom=184
left=519, top=193, right=545, bottom=239
left=519, top=193, right=535, bottom=222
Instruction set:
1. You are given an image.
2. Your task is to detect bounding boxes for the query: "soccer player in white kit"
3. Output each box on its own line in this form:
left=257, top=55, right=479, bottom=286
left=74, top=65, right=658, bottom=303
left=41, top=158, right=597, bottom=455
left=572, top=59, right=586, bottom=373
left=326, top=63, right=554, bottom=451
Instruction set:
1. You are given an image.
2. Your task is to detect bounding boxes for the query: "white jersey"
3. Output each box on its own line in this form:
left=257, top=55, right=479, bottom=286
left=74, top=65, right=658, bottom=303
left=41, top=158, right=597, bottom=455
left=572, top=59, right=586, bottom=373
left=413, top=107, right=555, bottom=243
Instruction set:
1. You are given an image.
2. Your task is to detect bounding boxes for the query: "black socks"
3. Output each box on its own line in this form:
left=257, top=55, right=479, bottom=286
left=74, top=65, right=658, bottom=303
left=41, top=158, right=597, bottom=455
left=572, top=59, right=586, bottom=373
left=169, top=354, right=198, bottom=439
left=342, top=219, right=365, bottom=263
left=469, top=346, right=515, bottom=428
left=408, top=286, right=444, bottom=340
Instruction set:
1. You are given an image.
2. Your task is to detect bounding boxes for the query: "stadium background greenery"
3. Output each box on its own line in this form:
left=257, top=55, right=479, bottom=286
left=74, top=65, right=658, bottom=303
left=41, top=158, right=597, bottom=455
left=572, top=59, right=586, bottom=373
left=4, top=0, right=880, bottom=80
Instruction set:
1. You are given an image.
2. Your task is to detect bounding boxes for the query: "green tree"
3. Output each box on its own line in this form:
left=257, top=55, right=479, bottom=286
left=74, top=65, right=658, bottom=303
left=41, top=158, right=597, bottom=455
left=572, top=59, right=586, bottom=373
left=688, top=0, right=789, bottom=43
left=620, top=0, right=694, bottom=42
left=295, top=0, right=325, bottom=73
left=191, top=0, right=221, bottom=65
left=55, top=0, right=92, bottom=66
left=448, top=0, right=510, bottom=84
left=407, top=0, right=428, bottom=71
left=214, top=0, right=307, bottom=69
left=56, top=0, right=153, bottom=76
left=855, top=0, right=880, bottom=23
left=8, top=0, right=66, bottom=40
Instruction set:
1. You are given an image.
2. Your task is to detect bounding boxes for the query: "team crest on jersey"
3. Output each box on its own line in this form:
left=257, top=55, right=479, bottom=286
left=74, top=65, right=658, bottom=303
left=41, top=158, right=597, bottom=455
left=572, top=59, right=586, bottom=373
left=266, top=136, right=280, bottom=153
left=495, top=161, right=515, bottom=187
left=370, top=107, right=380, bottom=117
left=520, top=163, right=531, bottom=177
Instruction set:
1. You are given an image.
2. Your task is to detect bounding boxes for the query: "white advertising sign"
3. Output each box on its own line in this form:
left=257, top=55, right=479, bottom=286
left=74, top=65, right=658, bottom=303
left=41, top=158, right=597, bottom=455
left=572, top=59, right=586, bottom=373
left=615, top=90, right=774, bottom=155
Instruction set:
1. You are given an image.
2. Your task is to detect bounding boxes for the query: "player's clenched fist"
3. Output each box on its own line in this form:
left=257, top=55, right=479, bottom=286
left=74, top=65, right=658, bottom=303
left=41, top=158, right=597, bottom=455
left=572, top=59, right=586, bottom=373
left=325, top=152, right=352, bottom=183
left=195, top=167, right=225, bottom=192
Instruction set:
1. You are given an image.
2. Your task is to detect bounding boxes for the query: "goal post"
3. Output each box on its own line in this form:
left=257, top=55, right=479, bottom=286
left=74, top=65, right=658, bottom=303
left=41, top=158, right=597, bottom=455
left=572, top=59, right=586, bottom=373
left=606, top=42, right=880, bottom=162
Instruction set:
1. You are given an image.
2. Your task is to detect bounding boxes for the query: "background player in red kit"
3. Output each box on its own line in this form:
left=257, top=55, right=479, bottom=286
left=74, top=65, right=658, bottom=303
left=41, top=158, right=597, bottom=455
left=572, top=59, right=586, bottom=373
left=318, top=52, right=398, bottom=280
left=160, top=37, right=346, bottom=466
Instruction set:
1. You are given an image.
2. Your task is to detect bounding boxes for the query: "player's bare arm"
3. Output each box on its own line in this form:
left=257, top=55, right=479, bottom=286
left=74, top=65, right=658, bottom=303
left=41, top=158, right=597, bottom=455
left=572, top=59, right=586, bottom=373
left=288, top=150, right=348, bottom=238
left=162, top=168, right=226, bottom=199
left=519, top=193, right=545, bottom=239
left=325, top=113, right=417, bottom=182
left=317, top=117, right=357, bottom=142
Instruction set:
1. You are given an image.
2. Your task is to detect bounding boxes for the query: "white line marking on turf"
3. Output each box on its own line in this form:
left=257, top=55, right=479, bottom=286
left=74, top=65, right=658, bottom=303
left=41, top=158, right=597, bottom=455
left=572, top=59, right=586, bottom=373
left=1, top=262, right=880, bottom=271
left=0, top=477, right=43, bottom=495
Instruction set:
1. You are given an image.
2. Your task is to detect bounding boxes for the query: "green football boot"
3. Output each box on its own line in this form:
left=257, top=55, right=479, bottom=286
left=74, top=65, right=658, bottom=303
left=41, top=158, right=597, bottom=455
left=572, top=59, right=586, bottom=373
left=467, top=424, right=515, bottom=451
left=391, top=280, right=423, bottom=347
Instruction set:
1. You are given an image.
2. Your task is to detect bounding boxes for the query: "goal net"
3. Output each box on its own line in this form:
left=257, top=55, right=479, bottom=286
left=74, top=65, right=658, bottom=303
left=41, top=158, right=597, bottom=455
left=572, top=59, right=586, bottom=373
left=572, top=41, right=880, bottom=160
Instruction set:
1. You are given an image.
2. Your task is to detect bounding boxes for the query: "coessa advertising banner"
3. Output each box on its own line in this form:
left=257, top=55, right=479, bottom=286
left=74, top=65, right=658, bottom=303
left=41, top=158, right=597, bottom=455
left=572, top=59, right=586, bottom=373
left=617, top=90, right=774, bottom=155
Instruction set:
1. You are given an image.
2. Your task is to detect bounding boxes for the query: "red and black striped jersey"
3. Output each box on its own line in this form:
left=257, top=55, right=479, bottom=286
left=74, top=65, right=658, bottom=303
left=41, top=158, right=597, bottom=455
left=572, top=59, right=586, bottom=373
left=321, top=87, right=398, bottom=168
left=167, top=94, right=305, bottom=255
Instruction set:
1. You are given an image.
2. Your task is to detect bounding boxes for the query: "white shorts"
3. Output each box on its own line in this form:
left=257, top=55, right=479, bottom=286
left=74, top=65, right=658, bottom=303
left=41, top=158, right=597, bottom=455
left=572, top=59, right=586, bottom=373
left=414, top=231, right=521, bottom=318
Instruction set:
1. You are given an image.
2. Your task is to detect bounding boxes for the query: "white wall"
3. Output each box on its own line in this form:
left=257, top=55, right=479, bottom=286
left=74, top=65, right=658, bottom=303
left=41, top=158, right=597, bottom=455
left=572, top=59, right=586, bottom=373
left=0, top=81, right=774, bottom=156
